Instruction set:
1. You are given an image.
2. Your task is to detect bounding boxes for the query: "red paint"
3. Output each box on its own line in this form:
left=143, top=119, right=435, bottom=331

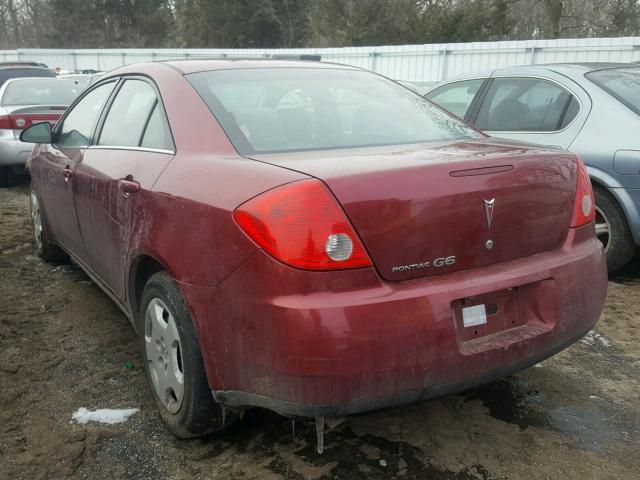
left=28, top=60, right=607, bottom=416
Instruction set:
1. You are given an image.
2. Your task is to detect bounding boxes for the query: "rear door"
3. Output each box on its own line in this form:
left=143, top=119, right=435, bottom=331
left=73, top=77, right=175, bottom=300
left=33, top=81, right=116, bottom=257
left=471, top=71, right=590, bottom=149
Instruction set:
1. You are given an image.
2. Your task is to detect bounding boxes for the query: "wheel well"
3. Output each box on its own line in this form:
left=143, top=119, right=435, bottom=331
left=589, top=177, right=606, bottom=193
left=129, top=255, right=164, bottom=320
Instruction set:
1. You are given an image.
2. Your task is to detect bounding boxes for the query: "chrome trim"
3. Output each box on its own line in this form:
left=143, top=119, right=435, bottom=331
left=432, top=74, right=585, bottom=135
left=87, top=145, right=175, bottom=155
left=484, top=198, right=495, bottom=229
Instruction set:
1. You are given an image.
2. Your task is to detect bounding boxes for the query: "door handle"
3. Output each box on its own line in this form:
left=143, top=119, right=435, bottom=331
left=117, top=178, right=140, bottom=198
left=62, top=166, right=73, bottom=182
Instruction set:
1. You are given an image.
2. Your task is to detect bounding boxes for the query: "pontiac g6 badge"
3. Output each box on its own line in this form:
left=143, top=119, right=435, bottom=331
left=484, top=198, right=495, bottom=229
left=392, top=256, right=456, bottom=273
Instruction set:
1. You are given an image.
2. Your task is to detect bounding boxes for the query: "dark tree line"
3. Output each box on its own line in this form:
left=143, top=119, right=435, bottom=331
left=1, top=0, right=640, bottom=50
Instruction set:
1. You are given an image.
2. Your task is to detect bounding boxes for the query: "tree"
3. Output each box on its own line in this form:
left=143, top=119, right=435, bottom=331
left=1, top=0, right=640, bottom=50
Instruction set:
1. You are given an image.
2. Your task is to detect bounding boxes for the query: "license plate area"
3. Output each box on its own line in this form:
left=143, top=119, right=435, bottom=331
left=451, top=279, right=557, bottom=354
left=453, top=288, right=522, bottom=342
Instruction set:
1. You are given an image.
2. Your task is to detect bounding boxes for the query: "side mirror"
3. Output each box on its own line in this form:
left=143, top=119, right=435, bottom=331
left=20, top=122, right=53, bottom=144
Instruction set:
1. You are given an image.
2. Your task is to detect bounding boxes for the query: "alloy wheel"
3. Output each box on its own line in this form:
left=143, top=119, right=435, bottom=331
left=144, top=298, right=185, bottom=414
left=30, top=192, right=43, bottom=251
left=594, top=205, right=611, bottom=253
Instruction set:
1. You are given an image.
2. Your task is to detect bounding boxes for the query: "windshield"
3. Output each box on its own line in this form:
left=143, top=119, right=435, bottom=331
left=187, top=68, right=482, bottom=154
left=1, top=79, right=82, bottom=106
left=586, top=67, right=640, bottom=115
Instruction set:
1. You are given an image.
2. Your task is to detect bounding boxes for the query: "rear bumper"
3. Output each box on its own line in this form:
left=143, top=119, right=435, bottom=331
left=180, top=224, right=607, bottom=418
left=211, top=327, right=590, bottom=417
left=0, top=134, right=33, bottom=167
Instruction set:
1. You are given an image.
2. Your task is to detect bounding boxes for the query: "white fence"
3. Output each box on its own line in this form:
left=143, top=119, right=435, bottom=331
left=2, top=37, right=640, bottom=86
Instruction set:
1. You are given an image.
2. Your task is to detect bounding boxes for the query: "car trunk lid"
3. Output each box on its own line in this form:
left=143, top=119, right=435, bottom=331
left=247, top=139, right=577, bottom=282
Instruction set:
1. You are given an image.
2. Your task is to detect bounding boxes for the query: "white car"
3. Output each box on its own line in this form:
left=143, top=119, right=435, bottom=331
left=0, top=77, right=83, bottom=186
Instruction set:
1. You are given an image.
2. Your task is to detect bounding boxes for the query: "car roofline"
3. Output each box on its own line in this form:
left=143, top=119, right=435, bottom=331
left=158, top=58, right=364, bottom=76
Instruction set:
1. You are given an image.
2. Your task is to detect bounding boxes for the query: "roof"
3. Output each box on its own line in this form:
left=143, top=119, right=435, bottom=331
left=161, top=59, right=359, bottom=75
left=506, top=62, right=635, bottom=73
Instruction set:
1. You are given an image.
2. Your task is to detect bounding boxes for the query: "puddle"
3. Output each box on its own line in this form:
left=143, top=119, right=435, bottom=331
left=462, top=377, right=548, bottom=430
left=462, top=376, right=636, bottom=452
left=196, top=408, right=495, bottom=479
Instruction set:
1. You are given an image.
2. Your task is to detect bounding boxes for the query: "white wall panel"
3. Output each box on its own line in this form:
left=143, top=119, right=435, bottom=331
left=7, top=37, right=640, bottom=86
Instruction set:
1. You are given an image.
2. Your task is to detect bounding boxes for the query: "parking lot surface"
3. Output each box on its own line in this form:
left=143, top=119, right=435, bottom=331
left=1, top=183, right=639, bottom=480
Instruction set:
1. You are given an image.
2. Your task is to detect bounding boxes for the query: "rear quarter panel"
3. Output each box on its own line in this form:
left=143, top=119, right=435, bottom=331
left=118, top=63, right=308, bottom=289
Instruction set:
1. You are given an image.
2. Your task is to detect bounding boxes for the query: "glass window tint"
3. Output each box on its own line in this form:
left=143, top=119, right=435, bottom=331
left=586, top=67, right=640, bottom=116
left=99, top=80, right=157, bottom=147
left=187, top=68, right=482, bottom=155
left=57, top=82, right=115, bottom=148
left=141, top=104, right=174, bottom=151
left=426, top=79, right=485, bottom=118
left=476, top=78, right=578, bottom=132
left=1, top=79, right=82, bottom=106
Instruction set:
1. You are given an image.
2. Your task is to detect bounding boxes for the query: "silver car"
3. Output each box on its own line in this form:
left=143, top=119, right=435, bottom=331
left=0, top=77, right=83, bottom=186
left=426, top=63, right=640, bottom=272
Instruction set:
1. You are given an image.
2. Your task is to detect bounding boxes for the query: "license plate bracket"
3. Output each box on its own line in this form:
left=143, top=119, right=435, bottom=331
left=452, top=287, right=522, bottom=342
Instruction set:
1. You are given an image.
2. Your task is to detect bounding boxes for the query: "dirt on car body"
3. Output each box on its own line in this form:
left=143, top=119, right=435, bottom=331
left=1, top=183, right=639, bottom=480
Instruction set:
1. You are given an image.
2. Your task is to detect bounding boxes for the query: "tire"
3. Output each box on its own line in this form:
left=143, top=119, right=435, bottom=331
left=139, top=271, right=229, bottom=438
left=0, top=167, right=9, bottom=188
left=594, top=186, right=636, bottom=272
left=29, top=190, right=69, bottom=263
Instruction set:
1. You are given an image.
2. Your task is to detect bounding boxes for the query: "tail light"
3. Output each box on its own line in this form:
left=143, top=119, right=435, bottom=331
left=570, top=155, right=596, bottom=227
left=0, top=114, right=60, bottom=130
left=233, top=179, right=372, bottom=270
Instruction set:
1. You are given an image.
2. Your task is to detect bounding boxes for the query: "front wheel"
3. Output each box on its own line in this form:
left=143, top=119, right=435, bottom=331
left=594, top=186, right=635, bottom=272
left=30, top=190, right=68, bottom=263
left=139, top=271, right=230, bottom=438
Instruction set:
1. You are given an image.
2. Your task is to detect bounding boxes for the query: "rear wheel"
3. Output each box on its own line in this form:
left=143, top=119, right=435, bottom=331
left=594, top=186, right=635, bottom=272
left=30, top=190, right=68, bottom=263
left=139, top=271, right=230, bottom=438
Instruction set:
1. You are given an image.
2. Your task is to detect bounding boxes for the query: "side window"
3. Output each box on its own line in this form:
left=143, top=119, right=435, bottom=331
left=56, top=82, right=115, bottom=148
left=426, top=79, right=485, bottom=118
left=140, top=104, right=174, bottom=151
left=98, top=79, right=157, bottom=147
left=476, top=78, right=579, bottom=132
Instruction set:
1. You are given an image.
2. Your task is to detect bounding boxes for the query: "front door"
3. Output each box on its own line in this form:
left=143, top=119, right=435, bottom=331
left=73, top=78, right=175, bottom=300
left=34, top=81, right=117, bottom=258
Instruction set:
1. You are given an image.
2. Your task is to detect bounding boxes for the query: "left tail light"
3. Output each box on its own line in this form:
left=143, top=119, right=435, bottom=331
left=233, top=179, right=372, bottom=270
left=570, top=155, right=596, bottom=228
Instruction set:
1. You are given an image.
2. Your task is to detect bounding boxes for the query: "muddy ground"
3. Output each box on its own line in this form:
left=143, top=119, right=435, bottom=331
left=1, top=182, right=639, bottom=480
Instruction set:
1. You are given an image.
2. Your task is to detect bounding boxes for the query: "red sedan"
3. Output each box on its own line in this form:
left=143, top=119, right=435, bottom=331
left=21, top=60, right=607, bottom=443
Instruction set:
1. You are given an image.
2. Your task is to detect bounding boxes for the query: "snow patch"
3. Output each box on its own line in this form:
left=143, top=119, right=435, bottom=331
left=72, top=407, right=139, bottom=425
left=581, top=330, right=611, bottom=347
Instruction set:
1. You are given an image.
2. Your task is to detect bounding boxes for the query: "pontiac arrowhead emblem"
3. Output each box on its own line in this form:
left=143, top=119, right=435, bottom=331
left=484, top=198, right=495, bottom=229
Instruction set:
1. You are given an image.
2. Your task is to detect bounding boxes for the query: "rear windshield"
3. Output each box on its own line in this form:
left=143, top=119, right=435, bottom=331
left=586, top=67, right=640, bottom=115
left=1, top=79, right=82, bottom=106
left=187, top=68, right=481, bottom=154
left=0, top=67, right=55, bottom=88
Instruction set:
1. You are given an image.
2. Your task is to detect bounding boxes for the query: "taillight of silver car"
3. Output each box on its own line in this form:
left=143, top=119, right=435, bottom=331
left=570, top=155, right=596, bottom=228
